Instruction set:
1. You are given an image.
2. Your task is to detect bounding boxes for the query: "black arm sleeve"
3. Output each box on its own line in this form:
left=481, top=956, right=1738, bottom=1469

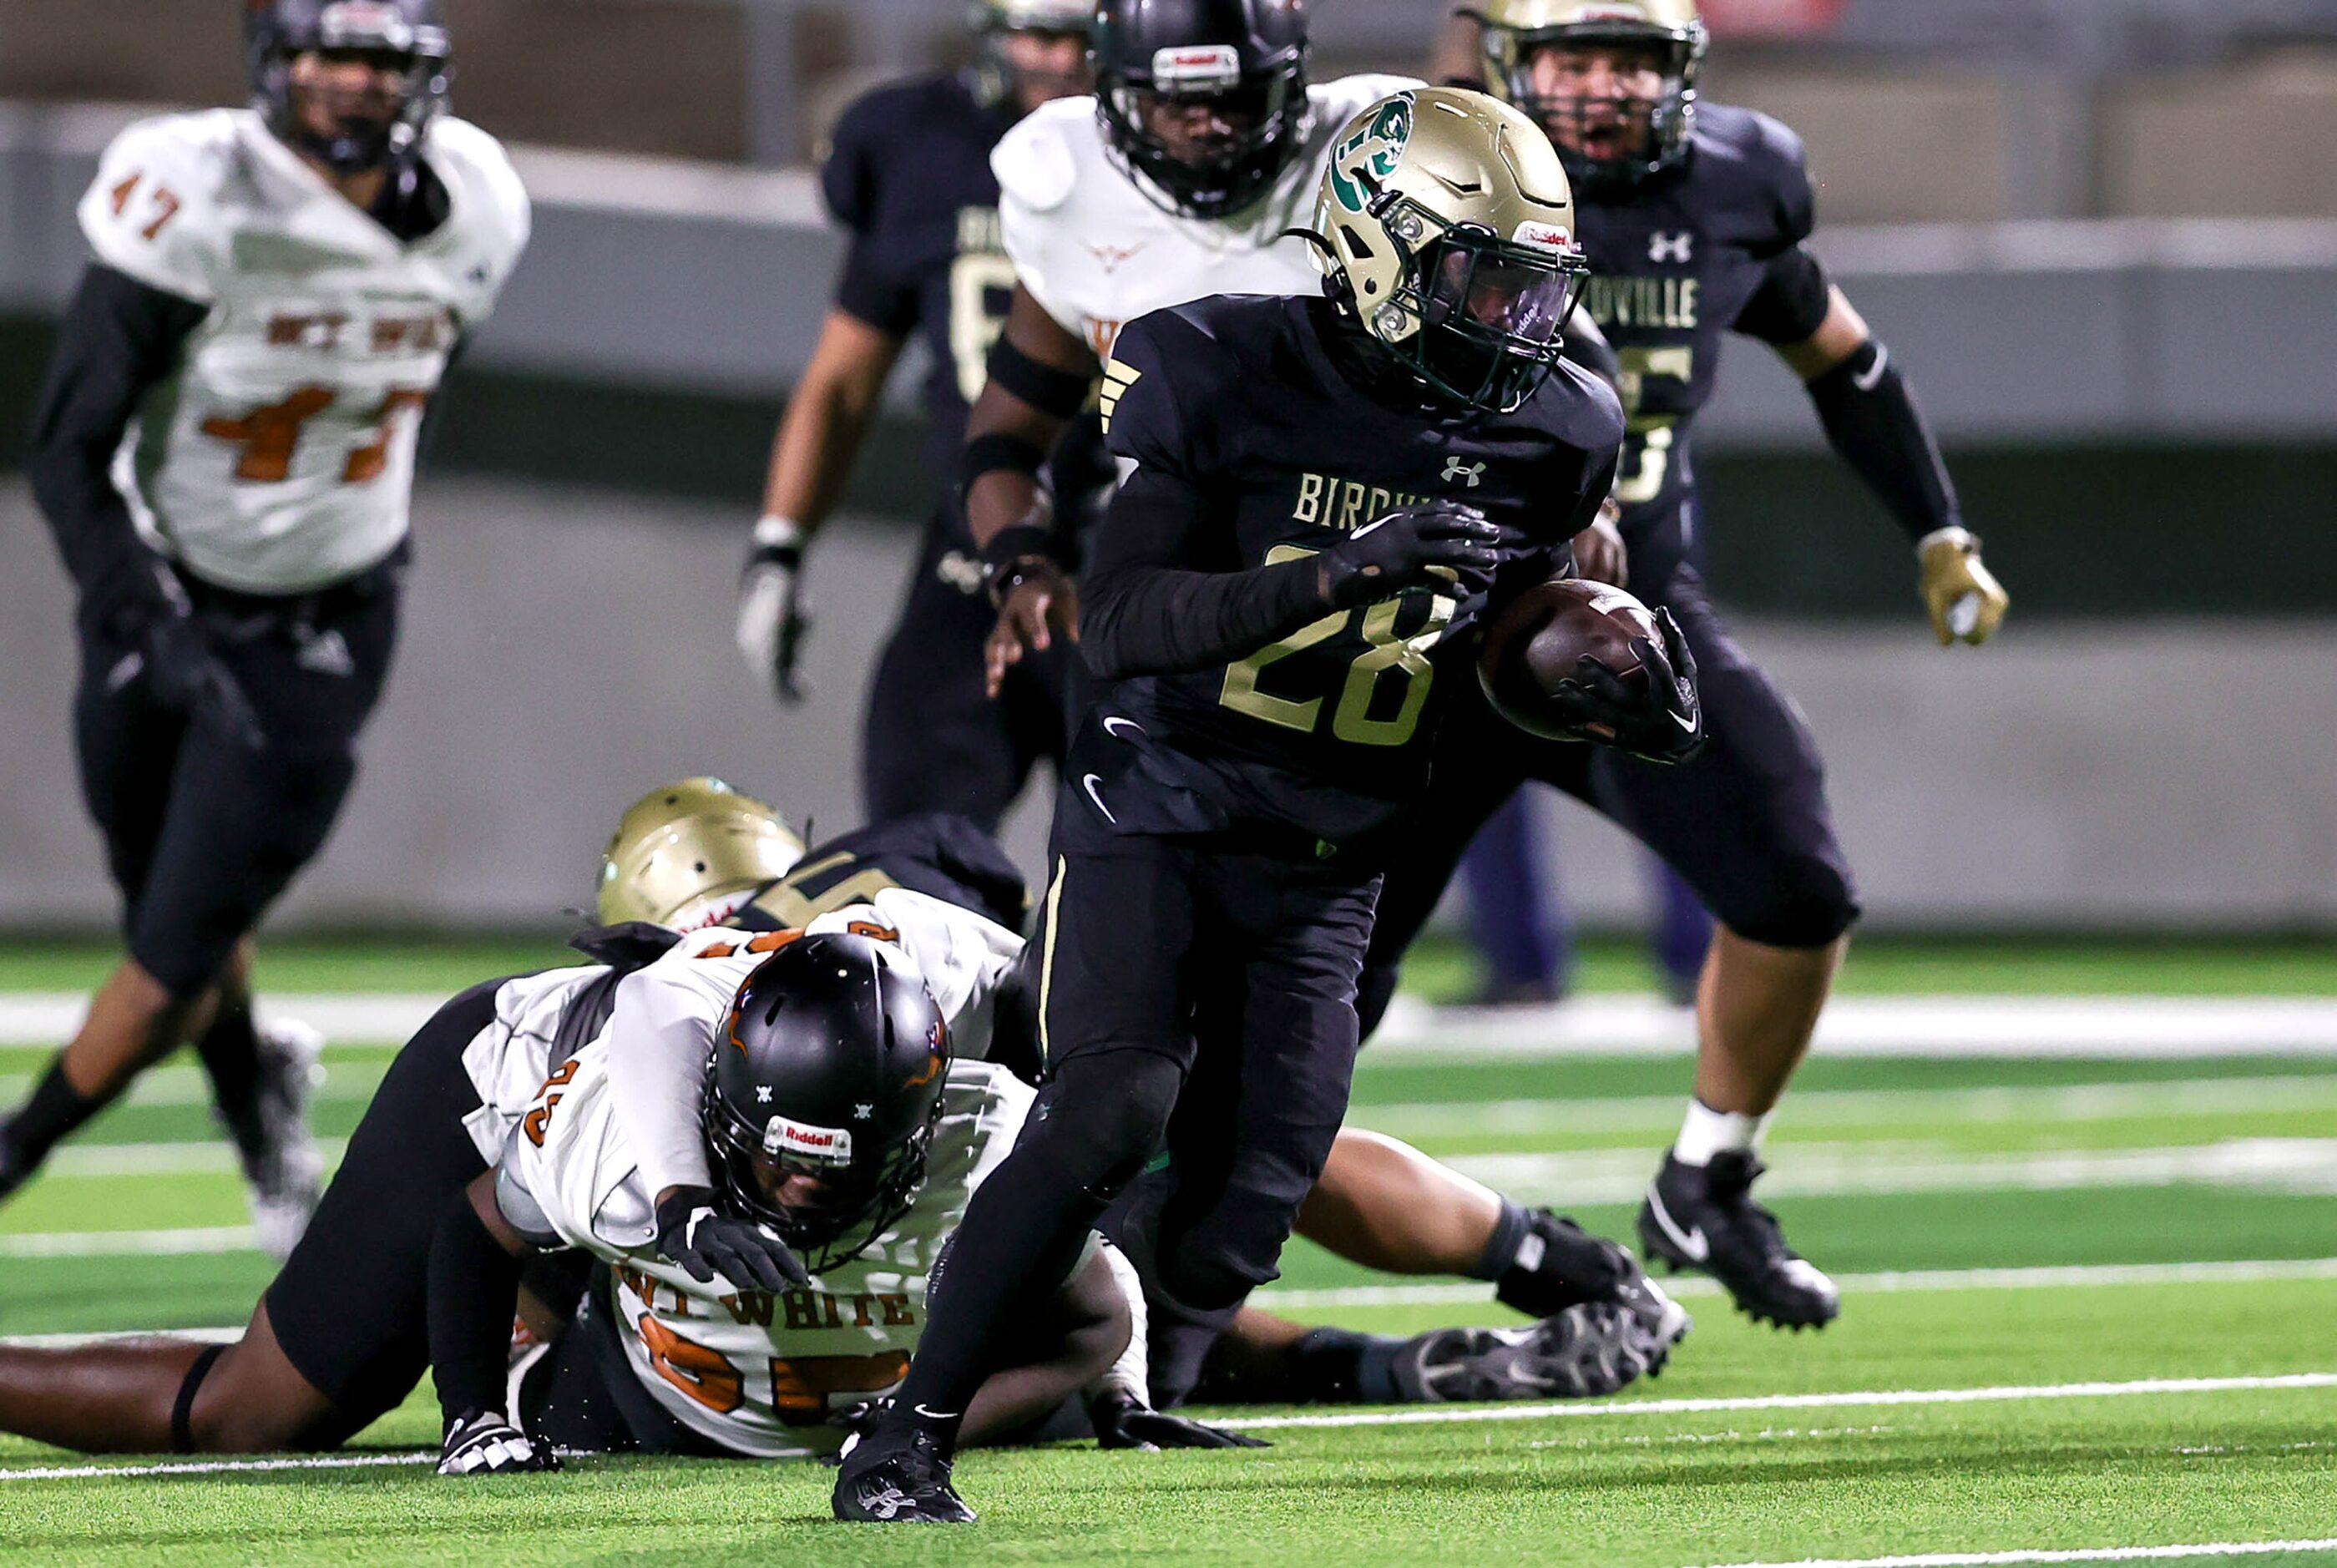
left=26, top=264, right=205, bottom=613
left=1804, top=340, right=1962, bottom=542
left=1076, top=467, right=1328, bottom=682
left=427, top=1194, right=530, bottom=1423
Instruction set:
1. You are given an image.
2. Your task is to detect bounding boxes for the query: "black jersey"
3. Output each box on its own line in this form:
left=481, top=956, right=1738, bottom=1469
left=1573, top=104, right=1830, bottom=581
left=1076, top=293, right=1621, bottom=852
left=822, top=73, right=1019, bottom=508
left=731, top=812, right=1029, bottom=933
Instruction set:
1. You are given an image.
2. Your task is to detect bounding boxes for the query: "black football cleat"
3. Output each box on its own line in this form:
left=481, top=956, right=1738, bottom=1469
left=1391, top=1301, right=1667, bottom=1403
left=832, top=1426, right=976, bottom=1524
left=1638, top=1150, right=1840, bottom=1329
left=1496, top=1210, right=1693, bottom=1368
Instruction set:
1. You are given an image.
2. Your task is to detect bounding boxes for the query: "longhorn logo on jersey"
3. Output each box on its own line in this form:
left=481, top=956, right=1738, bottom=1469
left=1328, top=94, right=1414, bottom=215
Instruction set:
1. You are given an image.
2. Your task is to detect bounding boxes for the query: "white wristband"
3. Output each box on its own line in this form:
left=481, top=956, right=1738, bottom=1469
left=753, top=514, right=803, bottom=550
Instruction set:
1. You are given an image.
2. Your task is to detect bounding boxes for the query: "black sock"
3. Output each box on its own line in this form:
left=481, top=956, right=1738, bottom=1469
left=1469, top=1196, right=1534, bottom=1281
left=3, top=1057, right=103, bottom=1169
left=194, top=1001, right=266, bottom=1154
left=1288, top=1327, right=1406, bottom=1404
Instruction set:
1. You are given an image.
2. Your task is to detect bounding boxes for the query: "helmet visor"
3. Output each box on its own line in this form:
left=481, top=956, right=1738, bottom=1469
left=1427, top=244, right=1581, bottom=344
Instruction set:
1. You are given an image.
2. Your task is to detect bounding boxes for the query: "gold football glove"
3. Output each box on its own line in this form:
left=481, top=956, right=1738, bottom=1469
left=1916, top=526, right=2008, bottom=646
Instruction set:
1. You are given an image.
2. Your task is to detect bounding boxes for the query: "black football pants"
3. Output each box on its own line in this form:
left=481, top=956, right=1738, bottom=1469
left=883, top=780, right=1380, bottom=1422
left=860, top=520, right=1075, bottom=834
left=73, top=559, right=401, bottom=999
left=1358, top=564, right=1858, bottom=1035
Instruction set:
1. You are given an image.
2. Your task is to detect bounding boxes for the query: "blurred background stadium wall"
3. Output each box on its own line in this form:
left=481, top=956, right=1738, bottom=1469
left=2, top=0, right=2334, bottom=933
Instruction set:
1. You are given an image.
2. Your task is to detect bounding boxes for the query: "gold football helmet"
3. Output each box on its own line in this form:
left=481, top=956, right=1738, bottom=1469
left=1313, top=87, right=1590, bottom=413
left=596, top=777, right=805, bottom=928
left=1460, top=0, right=1707, bottom=190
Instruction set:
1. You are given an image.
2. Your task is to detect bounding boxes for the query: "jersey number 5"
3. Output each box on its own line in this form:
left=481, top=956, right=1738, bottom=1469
left=636, top=1314, right=909, bottom=1426
left=1221, top=544, right=1455, bottom=748
left=201, top=386, right=431, bottom=483
left=1612, top=346, right=1694, bottom=507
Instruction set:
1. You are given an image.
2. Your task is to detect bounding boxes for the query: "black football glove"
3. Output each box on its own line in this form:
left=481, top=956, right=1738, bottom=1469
left=1319, top=502, right=1502, bottom=609
left=1087, top=1388, right=1270, bottom=1451
left=1549, top=606, right=1704, bottom=766
left=438, top=1408, right=562, bottom=1475
left=653, top=1185, right=812, bottom=1292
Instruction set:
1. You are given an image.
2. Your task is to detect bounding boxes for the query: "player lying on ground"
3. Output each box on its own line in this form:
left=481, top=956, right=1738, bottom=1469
left=834, top=88, right=1701, bottom=1524
left=600, top=784, right=1687, bottom=1414
left=0, top=0, right=528, bottom=1257
left=0, top=796, right=1669, bottom=1459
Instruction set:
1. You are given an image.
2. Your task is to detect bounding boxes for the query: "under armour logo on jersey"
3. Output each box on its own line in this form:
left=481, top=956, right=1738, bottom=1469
left=1442, top=458, right=1486, bottom=488
left=1648, top=231, right=1694, bottom=264
left=1086, top=241, right=1147, bottom=274
left=293, top=628, right=355, bottom=677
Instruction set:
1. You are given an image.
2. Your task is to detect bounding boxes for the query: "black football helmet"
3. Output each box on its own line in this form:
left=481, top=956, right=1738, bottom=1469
left=245, top=0, right=452, bottom=176
left=1093, top=0, right=1312, bottom=220
left=702, top=933, right=952, bottom=1272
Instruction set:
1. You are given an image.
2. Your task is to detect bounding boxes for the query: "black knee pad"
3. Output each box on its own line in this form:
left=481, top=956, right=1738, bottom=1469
left=1024, top=1050, right=1184, bottom=1198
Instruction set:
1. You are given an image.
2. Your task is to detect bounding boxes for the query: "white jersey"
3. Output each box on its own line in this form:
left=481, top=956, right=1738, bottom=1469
left=991, top=73, right=1418, bottom=360
left=77, top=109, right=529, bottom=593
left=458, top=889, right=1025, bottom=1168
left=501, top=1041, right=1032, bottom=1458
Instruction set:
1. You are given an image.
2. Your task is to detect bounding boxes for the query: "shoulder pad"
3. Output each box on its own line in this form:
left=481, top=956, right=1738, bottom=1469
left=78, top=110, right=240, bottom=303
left=991, top=98, right=1088, bottom=215
left=424, top=116, right=533, bottom=270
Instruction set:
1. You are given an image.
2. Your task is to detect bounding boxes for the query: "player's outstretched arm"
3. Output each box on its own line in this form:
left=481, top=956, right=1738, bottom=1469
left=738, top=310, right=907, bottom=703
left=1758, top=279, right=2008, bottom=645
left=426, top=1171, right=561, bottom=1474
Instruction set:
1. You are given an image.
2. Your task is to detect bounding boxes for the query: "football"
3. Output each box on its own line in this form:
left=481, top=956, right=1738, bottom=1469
left=1475, top=577, right=1662, bottom=740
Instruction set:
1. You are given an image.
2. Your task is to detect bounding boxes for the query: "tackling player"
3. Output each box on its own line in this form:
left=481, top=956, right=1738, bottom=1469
left=834, top=89, right=1702, bottom=1525
left=0, top=0, right=528, bottom=1255
left=731, top=0, right=1098, bottom=832
left=1344, top=0, right=2012, bottom=1332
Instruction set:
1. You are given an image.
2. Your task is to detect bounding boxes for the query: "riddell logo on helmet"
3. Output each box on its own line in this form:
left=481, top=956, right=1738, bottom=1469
left=761, top=1115, right=854, bottom=1166
left=1151, top=45, right=1242, bottom=89
left=1511, top=220, right=1575, bottom=253
left=1578, top=4, right=1652, bottom=21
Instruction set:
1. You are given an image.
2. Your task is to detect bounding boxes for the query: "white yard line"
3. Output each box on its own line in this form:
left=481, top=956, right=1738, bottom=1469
left=1214, top=1373, right=2337, bottom=1432
left=3, top=993, right=2337, bottom=1055
left=0, top=1063, right=380, bottom=1107
left=0, top=1451, right=436, bottom=1482
left=0, top=1226, right=261, bottom=1258
left=1689, top=1541, right=2337, bottom=1568
left=33, top=1139, right=350, bottom=1178
left=1368, top=995, right=2337, bottom=1059
left=3, top=1376, right=2330, bottom=1483
left=1354, top=1076, right=2337, bottom=1141
left=1255, top=1257, right=2337, bottom=1311
left=1438, top=1139, right=2337, bottom=1206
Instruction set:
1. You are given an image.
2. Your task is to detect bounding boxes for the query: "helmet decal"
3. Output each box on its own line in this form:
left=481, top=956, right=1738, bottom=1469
left=1328, top=93, right=1414, bottom=215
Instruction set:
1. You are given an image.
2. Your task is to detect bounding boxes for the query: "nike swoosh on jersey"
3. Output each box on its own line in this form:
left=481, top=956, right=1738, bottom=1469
left=1081, top=773, right=1117, bottom=824
left=1101, top=715, right=1146, bottom=740
left=1644, top=1186, right=1710, bottom=1262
